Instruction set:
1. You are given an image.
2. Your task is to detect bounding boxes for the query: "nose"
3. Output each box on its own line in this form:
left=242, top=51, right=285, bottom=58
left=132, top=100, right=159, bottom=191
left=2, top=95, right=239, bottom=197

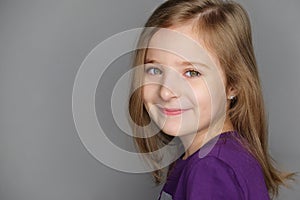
left=159, top=83, right=179, bottom=101
left=159, top=69, right=182, bottom=101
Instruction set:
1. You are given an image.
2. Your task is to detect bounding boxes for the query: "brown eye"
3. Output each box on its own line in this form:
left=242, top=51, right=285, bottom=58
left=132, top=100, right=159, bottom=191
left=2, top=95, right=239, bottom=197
left=185, top=70, right=201, bottom=78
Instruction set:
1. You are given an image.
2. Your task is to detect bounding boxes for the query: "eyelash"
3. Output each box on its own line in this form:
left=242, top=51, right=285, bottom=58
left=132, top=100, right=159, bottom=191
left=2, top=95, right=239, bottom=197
left=145, top=67, right=163, bottom=76
left=184, top=68, right=201, bottom=78
left=145, top=67, right=201, bottom=78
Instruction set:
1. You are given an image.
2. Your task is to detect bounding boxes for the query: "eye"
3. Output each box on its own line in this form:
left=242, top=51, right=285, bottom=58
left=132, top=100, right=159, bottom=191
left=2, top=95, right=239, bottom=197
left=145, top=67, right=163, bottom=76
left=184, top=69, right=201, bottom=78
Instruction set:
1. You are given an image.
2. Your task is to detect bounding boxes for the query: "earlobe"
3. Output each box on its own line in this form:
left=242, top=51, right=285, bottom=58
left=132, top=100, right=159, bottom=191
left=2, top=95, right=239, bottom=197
left=228, top=95, right=235, bottom=100
left=227, top=86, right=238, bottom=100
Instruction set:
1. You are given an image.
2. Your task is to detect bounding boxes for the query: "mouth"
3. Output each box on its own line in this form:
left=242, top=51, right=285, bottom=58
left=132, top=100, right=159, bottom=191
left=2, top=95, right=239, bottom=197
left=158, top=106, right=191, bottom=116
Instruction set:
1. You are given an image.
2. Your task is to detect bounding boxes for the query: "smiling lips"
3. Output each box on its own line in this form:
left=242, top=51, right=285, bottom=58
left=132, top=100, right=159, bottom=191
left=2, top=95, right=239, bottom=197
left=159, top=107, right=190, bottom=116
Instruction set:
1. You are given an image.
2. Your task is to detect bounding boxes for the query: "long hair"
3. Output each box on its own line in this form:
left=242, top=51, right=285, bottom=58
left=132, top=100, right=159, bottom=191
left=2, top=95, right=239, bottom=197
left=128, top=0, right=295, bottom=198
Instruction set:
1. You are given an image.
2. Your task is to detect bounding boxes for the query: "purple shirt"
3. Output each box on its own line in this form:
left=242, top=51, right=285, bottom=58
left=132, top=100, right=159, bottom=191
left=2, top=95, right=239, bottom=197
left=158, top=131, right=270, bottom=200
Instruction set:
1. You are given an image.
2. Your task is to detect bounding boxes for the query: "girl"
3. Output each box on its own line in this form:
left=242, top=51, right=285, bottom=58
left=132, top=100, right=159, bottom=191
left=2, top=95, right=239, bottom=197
left=129, top=0, right=295, bottom=199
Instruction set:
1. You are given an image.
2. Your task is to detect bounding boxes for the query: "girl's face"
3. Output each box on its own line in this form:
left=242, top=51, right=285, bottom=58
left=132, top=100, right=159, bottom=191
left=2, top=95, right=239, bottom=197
left=142, top=25, right=230, bottom=139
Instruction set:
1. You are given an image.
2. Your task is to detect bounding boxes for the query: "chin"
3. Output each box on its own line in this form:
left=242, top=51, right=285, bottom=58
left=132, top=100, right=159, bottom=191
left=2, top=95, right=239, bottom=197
left=161, top=126, right=180, bottom=137
left=161, top=126, right=194, bottom=137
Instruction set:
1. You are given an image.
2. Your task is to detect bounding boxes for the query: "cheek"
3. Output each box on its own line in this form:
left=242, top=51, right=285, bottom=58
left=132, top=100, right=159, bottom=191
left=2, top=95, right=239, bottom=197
left=142, top=85, right=157, bottom=104
left=204, top=77, right=227, bottom=119
left=189, top=81, right=211, bottom=107
left=196, top=92, right=211, bottom=113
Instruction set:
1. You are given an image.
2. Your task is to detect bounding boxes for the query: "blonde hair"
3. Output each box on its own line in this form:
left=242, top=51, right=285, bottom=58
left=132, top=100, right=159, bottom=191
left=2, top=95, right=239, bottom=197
left=128, top=0, right=295, bottom=198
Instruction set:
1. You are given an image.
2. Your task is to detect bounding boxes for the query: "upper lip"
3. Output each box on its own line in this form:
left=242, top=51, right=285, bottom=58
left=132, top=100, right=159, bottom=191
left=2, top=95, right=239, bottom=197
left=156, top=105, right=190, bottom=111
left=163, top=108, right=188, bottom=111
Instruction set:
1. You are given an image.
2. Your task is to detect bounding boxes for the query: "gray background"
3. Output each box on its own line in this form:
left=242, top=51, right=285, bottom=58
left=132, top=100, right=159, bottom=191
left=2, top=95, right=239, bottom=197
left=0, top=0, right=299, bottom=199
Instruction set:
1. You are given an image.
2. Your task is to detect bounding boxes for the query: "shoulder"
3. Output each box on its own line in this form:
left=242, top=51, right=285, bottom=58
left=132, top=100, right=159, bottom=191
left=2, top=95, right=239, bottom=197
left=185, top=155, right=241, bottom=183
left=188, top=133, right=263, bottom=177
left=183, top=156, right=244, bottom=199
left=216, top=138, right=270, bottom=199
left=185, top=135, right=270, bottom=199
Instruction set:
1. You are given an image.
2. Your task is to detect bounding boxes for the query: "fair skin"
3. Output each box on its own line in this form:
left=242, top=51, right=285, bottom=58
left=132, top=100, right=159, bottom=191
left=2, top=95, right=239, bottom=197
left=142, top=24, right=236, bottom=159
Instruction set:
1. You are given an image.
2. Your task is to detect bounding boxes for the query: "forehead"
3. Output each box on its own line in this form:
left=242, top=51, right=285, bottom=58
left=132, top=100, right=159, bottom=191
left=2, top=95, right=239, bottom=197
left=146, top=26, right=217, bottom=68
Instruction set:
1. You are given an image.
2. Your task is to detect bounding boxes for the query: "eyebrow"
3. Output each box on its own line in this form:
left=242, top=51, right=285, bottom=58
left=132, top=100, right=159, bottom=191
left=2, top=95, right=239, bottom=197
left=145, top=59, right=209, bottom=69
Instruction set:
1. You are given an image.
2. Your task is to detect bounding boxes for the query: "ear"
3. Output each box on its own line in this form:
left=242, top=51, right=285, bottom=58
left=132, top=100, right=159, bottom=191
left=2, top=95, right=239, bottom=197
left=226, top=86, right=238, bottom=100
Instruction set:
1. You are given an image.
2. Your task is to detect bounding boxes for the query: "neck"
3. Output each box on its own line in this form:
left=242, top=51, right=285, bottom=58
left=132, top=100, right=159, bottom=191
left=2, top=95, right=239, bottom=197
left=180, top=118, right=234, bottom=160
